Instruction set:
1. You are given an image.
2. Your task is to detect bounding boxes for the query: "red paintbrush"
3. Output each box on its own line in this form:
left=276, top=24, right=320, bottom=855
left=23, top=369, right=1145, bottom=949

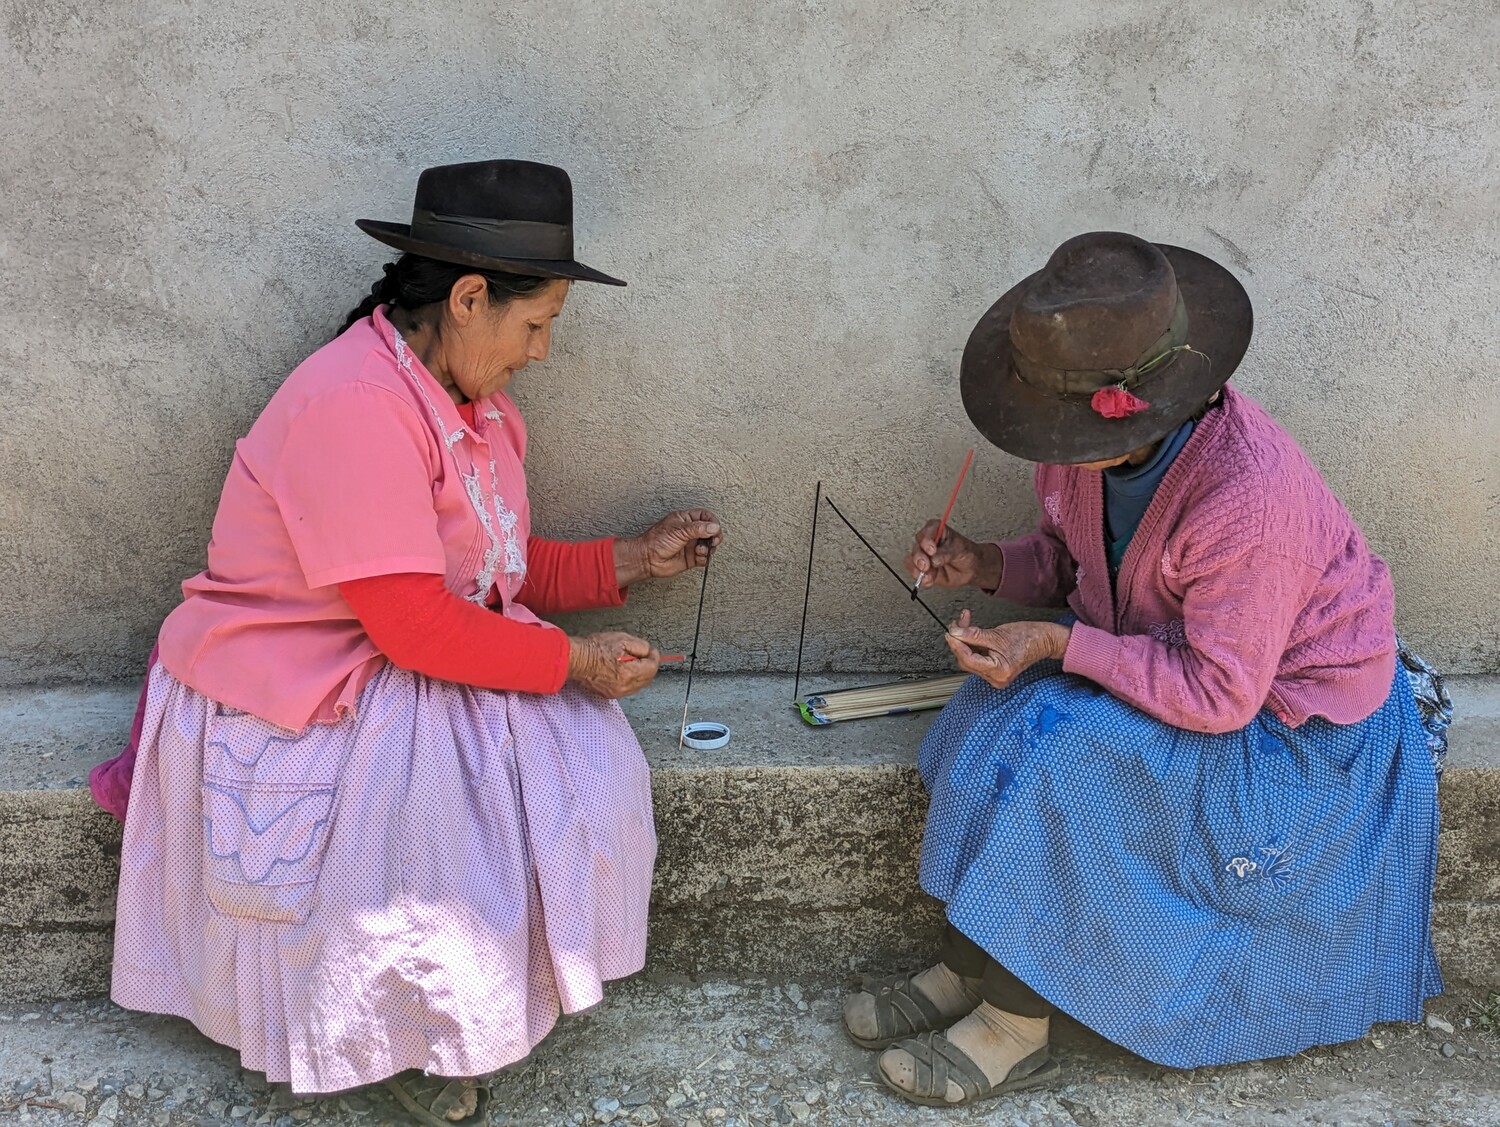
left=913, top=447, right=975, bottom=599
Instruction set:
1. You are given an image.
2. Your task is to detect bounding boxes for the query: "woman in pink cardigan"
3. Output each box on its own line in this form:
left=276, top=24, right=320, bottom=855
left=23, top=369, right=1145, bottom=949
left=841, top=233, right=1446, bottom=1107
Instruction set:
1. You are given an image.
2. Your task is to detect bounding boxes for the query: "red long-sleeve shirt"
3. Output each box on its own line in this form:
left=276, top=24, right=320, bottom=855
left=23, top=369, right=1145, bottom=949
left=338, top=536, right=626, bottom=696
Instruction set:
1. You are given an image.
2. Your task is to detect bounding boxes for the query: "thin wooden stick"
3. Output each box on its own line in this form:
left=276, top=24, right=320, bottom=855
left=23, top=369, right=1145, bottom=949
left=679, top=547, right=713, bottom=750
left=822, top=495, right=951, bottom=634
left=914, top=447, right=974, bottom=598
left=792, top=481, right=822, bottom=703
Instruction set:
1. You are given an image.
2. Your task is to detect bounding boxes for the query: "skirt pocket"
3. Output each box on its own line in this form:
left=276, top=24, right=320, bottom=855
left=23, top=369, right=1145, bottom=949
left=199, top=706, right=354, bottom=923
left=1179, top=720, right=1350, bottom=923
left=201, top=779, right=338, bottom=923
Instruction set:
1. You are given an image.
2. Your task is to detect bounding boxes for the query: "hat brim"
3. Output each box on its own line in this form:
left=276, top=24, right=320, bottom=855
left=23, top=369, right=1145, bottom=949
left=355, top=219, right=626, bottom=286
left=959, top=244, right=1252, bottom=464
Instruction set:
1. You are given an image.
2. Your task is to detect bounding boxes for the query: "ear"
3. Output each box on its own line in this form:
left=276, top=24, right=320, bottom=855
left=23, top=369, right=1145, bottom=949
left=447, top=274, right=491, bottom=328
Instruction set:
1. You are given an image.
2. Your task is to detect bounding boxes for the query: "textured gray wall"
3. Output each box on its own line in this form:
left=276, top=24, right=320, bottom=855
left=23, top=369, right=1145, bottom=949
left=1, top=0, right=1496, bottom=685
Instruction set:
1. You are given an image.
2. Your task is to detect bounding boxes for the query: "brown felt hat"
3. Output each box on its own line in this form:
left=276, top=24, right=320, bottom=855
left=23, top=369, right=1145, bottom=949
left=356, top=159, right=625, bottom=287
left=959, top=232, right=1252, bottom=464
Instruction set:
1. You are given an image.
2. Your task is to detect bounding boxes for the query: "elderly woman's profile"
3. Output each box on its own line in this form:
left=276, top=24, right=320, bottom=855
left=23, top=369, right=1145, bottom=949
left=90, top=160, right=723, bottom=1124
left=842, top=232, right=1446, bottom=1108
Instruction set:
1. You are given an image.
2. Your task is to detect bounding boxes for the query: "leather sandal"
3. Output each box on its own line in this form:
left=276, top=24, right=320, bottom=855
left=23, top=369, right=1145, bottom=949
left=843, top=971, right=961, bottom=1051
left=874, top=1032, right=1061, bottom=1107
left=383, top=1070, right=491, bottom=1127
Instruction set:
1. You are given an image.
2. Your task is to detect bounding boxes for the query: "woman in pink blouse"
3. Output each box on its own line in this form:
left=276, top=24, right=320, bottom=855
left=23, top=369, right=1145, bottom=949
left=92, top=161, right=722, bottom=1124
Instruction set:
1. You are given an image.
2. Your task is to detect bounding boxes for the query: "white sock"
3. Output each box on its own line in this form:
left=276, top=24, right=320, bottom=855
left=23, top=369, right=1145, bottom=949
left=879, top=1001, right=1049, bottom=1103
left=843, top=962, right=980, bottom=1041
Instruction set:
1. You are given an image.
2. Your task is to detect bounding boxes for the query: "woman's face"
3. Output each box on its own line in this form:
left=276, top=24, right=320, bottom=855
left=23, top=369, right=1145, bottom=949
left=442, top=276, right=571, bottom=401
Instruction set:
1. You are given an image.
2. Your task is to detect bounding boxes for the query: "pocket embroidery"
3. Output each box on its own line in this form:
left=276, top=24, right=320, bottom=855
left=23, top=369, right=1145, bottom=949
left=1226, top=844, right=1294, bottom=888
left=201, top=782, right=338, bottom=923
left=203, top=784, right=336, bottom=883
left=200, top=718, right=351, bottom=924
left=1226, top=856, right=1258, bottom=878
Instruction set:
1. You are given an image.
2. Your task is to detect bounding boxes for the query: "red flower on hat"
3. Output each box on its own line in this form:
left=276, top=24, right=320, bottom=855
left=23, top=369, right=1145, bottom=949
left=1091, top=384, right=1150, bottom=419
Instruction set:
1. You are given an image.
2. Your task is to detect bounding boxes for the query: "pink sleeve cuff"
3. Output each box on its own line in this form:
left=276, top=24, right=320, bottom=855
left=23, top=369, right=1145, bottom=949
left=303, top=555, right=447, bottom=590
left=1062, top=622, right=1123, bottom=684
left=994, top=541, right=1043, bottom=603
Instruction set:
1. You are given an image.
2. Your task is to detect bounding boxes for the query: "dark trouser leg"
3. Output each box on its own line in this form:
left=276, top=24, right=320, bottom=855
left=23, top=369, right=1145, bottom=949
left=939, top=923, right=1055, bottom=1018
left=938, top=922, right=992, bottom=978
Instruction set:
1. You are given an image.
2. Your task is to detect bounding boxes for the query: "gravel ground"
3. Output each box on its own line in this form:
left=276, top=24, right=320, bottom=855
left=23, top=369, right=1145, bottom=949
left=2, top=978, right=1497, bottom=1127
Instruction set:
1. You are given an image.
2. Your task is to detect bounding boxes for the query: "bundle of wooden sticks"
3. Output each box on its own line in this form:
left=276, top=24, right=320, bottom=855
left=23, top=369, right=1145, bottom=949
left=796, top=674, right=968, bottom=726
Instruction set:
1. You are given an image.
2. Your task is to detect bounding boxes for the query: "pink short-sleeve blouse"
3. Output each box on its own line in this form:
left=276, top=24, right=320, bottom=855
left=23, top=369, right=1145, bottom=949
left=157, top=307, right=549, bottom=732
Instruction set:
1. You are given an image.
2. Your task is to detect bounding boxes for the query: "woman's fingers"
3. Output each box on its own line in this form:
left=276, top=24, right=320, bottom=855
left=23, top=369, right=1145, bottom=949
left=645, top=510, right=723, bottom=573
left=614, top=648, right=660, bottom=696
left=685, top=518, right=721, bottom=565
left=910, top=522, right=978, bottom=588
left=682, top=518, right=722, bottom=544
left=915, top=520, right=945, bottom=556
left=945, top=630, right=989, bottom=666
left=569, top=632, right=665, bottom=698
left=934, top=536, right=975, bottom=573
left=949, top=639, right=1009, bottom=685
left=946, top=620, right=1027, bottom=689
left=667, top=510, right=721, bottom=541
left=923, top=524, right=966, bottom=556
left=619, top=634, right=653, bottom=659
left=945, top=636, right=977, bottom=671
left=908, top=520, right=944, bottom=579
left=949, top=622, right=997, bottom=655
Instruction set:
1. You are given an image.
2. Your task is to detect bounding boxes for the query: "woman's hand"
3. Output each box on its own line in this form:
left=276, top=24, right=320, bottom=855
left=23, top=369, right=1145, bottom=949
left=944, top=611, right=1070, bottom=691
left=905, top=522, right=1004, bottom=592
left=567, top=631, right=662, bottom=699
left=616, top=509, right=724, bottom=585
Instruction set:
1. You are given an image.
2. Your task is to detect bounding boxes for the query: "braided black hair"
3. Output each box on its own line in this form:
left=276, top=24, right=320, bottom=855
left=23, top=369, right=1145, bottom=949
left=339, top=254, right=551, bottom=336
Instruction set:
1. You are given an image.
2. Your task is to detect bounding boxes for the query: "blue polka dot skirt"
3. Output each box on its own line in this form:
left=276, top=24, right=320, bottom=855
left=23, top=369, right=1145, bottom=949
left=917, top=663, right=1443, bottom=1068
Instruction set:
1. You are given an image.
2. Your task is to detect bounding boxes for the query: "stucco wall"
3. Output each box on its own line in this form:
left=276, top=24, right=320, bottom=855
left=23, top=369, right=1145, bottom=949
left=1, top=0, right=1495, bottom=684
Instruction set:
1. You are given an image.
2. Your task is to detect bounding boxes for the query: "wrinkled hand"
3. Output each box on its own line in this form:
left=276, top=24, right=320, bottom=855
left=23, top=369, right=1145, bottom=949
left=567, top=631, right=661, bottom=699
left=944, top=611, right=1071, bottom=691
left=617, top=509, right=725, bottom=585
left=905, top=521, right=1004, bottom=592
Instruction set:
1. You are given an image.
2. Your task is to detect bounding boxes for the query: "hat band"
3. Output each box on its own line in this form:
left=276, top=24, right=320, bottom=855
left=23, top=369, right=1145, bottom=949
left=1011, top=294, right=1190, bottom=398
left=411, top=208, right=574, bottom=261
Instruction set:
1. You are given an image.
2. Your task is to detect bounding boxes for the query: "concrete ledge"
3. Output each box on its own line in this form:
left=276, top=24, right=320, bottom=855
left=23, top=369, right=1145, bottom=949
left=2, top=674, right=1497, bottom=1002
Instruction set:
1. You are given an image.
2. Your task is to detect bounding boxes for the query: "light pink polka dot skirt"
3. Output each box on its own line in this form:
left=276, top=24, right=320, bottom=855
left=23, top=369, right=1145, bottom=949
left=110, top=664, right=656, bottom=1095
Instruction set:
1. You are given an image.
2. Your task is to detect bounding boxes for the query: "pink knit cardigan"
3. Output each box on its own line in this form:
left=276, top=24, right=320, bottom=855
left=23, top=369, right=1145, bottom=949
left=995, top=386, right=1397, bottom=734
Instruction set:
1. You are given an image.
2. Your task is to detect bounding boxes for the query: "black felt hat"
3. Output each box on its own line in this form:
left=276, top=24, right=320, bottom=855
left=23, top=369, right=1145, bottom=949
left=960, top=232, right=1252, bottom=463
left=356, top=159, right=625, bottom=286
